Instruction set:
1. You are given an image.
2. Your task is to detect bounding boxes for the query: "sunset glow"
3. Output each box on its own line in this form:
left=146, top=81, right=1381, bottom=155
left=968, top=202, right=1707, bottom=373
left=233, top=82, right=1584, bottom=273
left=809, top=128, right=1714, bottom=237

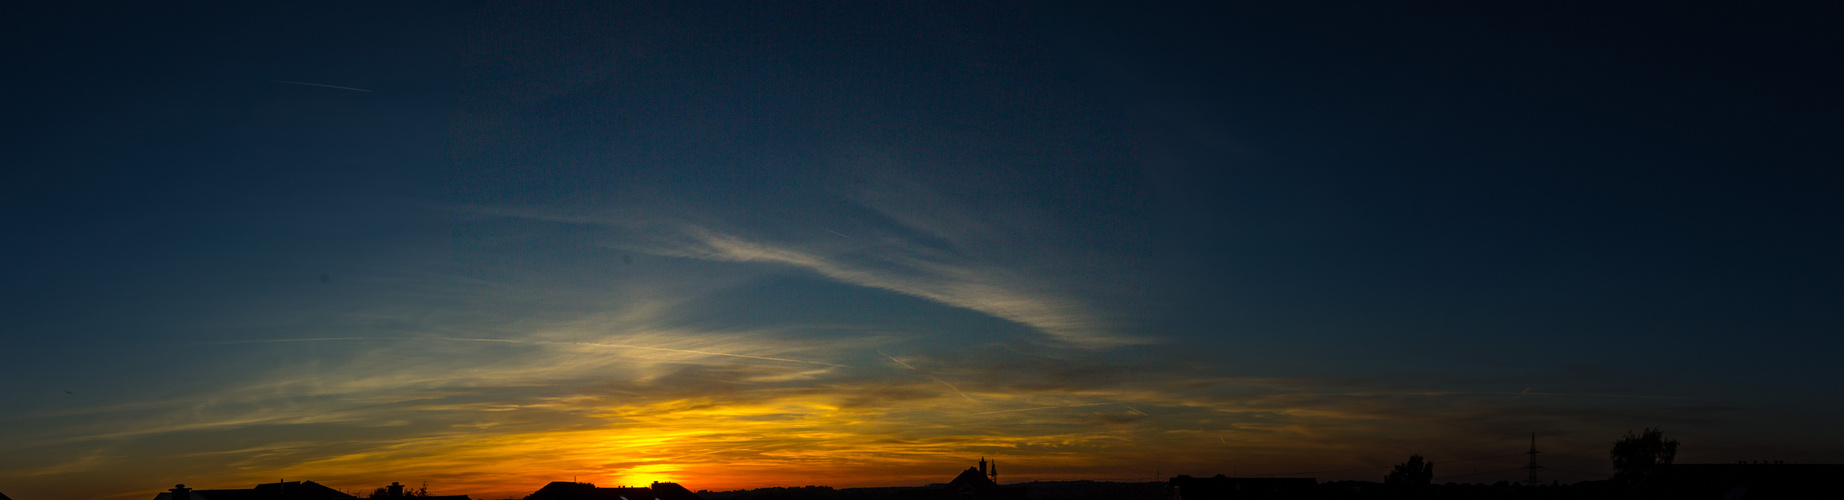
left=6, top=3, right=1843, bottom=500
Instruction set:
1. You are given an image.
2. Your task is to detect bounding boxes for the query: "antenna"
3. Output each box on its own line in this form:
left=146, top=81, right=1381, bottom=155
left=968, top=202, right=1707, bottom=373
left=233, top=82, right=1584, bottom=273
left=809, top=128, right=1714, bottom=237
left=1524, top=433, right=1542, bottom=484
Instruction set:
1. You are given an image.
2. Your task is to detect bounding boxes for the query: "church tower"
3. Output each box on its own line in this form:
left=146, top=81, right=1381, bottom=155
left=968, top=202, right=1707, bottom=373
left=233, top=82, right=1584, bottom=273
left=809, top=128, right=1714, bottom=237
left=979, top=457, right=988, bottom=476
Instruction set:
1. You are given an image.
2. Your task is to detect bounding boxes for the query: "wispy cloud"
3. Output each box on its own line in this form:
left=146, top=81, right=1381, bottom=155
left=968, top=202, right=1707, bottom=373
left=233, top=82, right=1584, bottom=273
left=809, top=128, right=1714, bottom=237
left=0, top=175, right=1770, bottom=500
left=973, top=402, right=1127, bottom=415
left=209, top=337, right=851, bottom=368
left=464, top=204, right=1138, bottom=347
left=1, top=329, right=1750, bottom=499
left=645, top=225, right=1085, bottom=338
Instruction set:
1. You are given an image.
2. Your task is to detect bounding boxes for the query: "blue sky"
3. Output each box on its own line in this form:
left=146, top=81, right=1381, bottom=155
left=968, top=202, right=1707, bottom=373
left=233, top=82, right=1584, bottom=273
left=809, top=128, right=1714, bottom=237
left=3, top=3, right=1842, bottom=499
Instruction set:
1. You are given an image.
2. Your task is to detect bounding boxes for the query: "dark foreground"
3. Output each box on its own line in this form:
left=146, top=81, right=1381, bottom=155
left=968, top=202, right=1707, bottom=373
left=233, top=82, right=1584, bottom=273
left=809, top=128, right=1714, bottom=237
left=700, top=464, right=1841, bottom=500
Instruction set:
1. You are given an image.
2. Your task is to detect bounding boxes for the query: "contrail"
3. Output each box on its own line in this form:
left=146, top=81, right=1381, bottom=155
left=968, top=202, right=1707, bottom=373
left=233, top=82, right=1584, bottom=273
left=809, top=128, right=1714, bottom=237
left=878, top=350, right=979, bottom=404
left=1125, top=406, right=1149, bottom=416
left=819, top=226, right=852, bottom=239
left=269, top=80, right=374, bottom=92
left=972, top=402, right=1124, bottom=415
left=208, top=337, right=848, bottom=367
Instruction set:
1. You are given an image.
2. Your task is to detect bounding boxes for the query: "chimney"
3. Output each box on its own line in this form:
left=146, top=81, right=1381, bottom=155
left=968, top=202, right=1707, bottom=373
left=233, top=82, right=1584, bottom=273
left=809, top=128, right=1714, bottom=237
left=170, top=484, right=192, bottom=500
left=389, top=481, right=404, bottom=499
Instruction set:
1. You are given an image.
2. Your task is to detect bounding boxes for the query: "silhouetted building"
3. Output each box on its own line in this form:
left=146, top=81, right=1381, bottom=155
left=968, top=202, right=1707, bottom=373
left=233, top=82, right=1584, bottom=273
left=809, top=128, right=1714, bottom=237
left=526, top=481, right=702, bottom=500
left=945, top=467, right=1004, bottom=497
left=1625, top=463, right=1842, bottom=499
left=151, top=480, right=468, bottom=500
left=152, top=481, right=357, bottom=500
left=651, top=482, right=704, bottom=500
left=894, top=460, right=1025, bottom=500
left=1168, top=475, right=1315, bottom=500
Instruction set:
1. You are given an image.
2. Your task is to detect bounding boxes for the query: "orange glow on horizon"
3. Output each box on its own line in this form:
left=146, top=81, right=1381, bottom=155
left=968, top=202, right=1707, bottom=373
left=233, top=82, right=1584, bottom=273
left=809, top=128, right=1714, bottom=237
left=92, top=390, right=1425, bottom=500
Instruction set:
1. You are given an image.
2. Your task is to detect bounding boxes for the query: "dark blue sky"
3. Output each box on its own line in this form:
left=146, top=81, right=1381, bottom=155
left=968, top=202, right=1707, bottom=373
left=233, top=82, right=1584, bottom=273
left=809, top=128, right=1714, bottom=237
left=4, top=3, right=1842, bottom=498
left=1117, top=3, right=1843, bottom=388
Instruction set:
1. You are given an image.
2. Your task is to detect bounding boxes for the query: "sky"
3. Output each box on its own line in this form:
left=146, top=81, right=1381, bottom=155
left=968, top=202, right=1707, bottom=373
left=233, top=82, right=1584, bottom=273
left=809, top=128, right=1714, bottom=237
left=4, top=2, right=1843, bottom=499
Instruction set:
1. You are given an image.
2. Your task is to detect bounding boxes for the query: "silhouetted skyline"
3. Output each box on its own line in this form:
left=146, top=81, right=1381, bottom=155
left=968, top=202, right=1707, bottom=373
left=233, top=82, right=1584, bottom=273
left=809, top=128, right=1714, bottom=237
left=124, top=457, right=1844, bottom=500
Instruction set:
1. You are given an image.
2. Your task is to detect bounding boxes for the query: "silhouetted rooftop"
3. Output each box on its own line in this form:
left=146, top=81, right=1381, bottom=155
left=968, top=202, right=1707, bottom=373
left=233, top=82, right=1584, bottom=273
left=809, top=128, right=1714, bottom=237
left=650, top=482, right=703, bottom=500
left=906, top=464, right=1024, bottom=500
left=152, top=481, right=355, bottom=500
left=526, top=481, right=703, bottom=500
left=945, top=468, right=1003, bottom=495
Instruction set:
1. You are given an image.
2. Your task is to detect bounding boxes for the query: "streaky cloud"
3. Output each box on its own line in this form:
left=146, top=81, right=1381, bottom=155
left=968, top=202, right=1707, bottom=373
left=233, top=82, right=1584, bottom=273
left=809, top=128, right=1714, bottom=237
left=207, top=337, right=850, bottom=368
left=972, top=402, right=1127, bottom=415
left=459, top=200, right=1141, bottom=348
left=638, top=224, right=1135, bottom=347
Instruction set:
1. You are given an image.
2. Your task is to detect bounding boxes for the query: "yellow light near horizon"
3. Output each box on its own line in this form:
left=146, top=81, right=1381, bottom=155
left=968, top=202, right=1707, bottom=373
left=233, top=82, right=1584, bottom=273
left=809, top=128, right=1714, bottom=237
left=613, top=463, right=683, bottom=488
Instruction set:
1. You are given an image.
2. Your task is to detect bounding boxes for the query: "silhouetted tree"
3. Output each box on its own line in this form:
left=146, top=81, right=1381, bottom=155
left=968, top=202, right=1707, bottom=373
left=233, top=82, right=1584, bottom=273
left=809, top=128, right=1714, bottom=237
left=1384, top=454, right=1434, bottom=488
left=365, top=482, right=430, bottom=498
left=1611, top=428, right=1678, bottom=483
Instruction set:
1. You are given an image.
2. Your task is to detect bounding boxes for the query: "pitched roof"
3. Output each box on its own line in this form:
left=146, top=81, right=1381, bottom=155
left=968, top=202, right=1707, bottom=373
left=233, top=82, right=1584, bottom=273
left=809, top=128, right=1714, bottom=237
left=649, top=482, right=702, bottom=500
left=945, top=467, right=1001, bottom=494
left=152, top=481, right=358, bottom=500
left=525, top=481, right=702, bottom=500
